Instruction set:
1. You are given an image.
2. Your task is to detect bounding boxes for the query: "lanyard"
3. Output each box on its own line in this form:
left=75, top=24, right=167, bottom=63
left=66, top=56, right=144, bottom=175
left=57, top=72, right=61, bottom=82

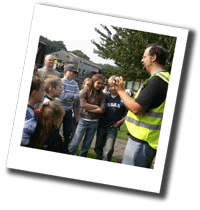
left=151, top=68, right=165, bottom=78
left=138, top=68, right=165, bottom=94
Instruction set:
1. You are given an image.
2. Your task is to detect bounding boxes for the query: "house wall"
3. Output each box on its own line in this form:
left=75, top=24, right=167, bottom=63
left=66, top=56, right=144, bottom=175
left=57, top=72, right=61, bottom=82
left=79, top=63, right=100, bottom=76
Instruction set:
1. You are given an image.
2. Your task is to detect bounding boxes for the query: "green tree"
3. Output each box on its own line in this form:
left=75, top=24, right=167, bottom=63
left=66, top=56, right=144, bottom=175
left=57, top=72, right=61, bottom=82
left=70, top=50, right=90, bottom=61
left=39, top=36, right=67, bottom=54
left=91, top=25, right=176, bottom=81
left=97, top=63, right=122, bottom=78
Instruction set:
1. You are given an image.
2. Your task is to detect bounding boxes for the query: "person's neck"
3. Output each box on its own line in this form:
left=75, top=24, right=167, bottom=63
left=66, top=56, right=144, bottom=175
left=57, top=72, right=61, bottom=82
left=149, top=64, right=164, bottom=76
left=45, top=66, right=53, bottom=71
left=111, top=92, right=118, bottom=97
left=93, top=89, right=98, bottom=93
left=65, top=76, right=73, bottom=81
left=28, top=98, right=36, bottom=108
left=46, top=93, right=54, bottom=100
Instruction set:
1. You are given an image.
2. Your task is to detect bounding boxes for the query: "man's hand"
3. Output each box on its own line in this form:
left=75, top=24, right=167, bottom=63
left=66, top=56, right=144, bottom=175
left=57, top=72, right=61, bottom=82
left=113, top=78, right=146, bottom=115
left=113, top=76, right=125, bottom=92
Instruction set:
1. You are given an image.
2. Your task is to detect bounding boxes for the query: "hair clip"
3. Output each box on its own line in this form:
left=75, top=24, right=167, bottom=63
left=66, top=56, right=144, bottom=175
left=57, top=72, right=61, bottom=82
left=34, top=109, right=39, bottom=114
left=44, top=101, right=49, bottom=106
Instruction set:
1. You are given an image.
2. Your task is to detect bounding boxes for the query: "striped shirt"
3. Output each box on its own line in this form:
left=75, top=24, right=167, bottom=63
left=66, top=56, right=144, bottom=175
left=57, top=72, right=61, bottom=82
left=56, top=77, right=80, bottom=111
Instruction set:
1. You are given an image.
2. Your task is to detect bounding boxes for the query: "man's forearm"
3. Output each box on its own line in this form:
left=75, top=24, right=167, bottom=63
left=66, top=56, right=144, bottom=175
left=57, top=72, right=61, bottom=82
left=117, top=90, right=145, bottom=115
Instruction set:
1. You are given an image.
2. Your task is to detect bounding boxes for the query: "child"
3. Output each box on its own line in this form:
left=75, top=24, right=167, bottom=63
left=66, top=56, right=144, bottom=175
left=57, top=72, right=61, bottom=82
left=69, top=74, right=106, bottom=157
left=34, top=75, right=63, bottom=109
left=43, top=75, right=63, bottom=101
left=71, top=78, right=91, bottom=140
left=31, top=101, right=68, bottom=153
left=71, top=77, right=91, bottom=127
left=103, top=84, right=109, bottom=93
left=94, top=75, right=127, bottom=161
left=80, top=78, right=91, bottom=93
left=34, top=75, right=65, bottom=143
left=42, top=75, right=65, bottom=142
left=56, top=64, right=80, bottom=149
left=21, top=75, right=44, bottom=147
left=43, top=75, right=63, bottom=103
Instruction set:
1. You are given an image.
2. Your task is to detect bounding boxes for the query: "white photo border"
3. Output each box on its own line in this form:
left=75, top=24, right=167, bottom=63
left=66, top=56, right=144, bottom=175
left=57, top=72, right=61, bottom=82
left=6, top=4, right=188, bottom=193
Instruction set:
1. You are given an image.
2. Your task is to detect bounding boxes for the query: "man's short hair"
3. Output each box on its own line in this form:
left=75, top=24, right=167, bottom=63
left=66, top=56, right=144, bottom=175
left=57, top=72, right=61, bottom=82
left=146, top=43, right=167, bottom=66
left=30, top=75, right=43, bottom=97
left=45, top=54, right=54, bottom=60
left=43, top=75, right=61, bottom=94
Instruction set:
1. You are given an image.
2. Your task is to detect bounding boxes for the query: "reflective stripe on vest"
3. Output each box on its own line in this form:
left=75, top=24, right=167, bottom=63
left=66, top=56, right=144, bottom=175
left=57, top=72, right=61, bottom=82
left=156, top=72, right=169, bottom=83
left=125, top=71, right=170, bottom=150
left=144, top=111, right=163, bottom=118
left=126, top=116, right=161, bottom=130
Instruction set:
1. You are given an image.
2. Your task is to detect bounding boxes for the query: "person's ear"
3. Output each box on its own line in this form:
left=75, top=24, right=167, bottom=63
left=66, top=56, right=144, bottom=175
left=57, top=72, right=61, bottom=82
left=31, top=90, right=37, bottom=97
left=151, top=54, right=157, bottom=62
left=49, top=86, right=53, bottom=92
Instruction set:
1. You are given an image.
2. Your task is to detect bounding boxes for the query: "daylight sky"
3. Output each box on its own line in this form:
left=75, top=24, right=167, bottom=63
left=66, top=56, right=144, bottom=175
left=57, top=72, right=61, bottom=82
left=38, top=7, right=116, bottom=66
left=34, top=5, right=178, bottom=67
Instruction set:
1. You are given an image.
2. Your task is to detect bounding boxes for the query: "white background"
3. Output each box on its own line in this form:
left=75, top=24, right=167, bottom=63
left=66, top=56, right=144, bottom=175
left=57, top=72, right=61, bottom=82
left=1, top=0, right=199, bottom=209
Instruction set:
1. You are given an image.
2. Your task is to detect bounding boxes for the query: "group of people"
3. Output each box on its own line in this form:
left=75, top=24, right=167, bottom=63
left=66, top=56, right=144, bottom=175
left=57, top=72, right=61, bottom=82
left=21, top=43, right=170, bottom=169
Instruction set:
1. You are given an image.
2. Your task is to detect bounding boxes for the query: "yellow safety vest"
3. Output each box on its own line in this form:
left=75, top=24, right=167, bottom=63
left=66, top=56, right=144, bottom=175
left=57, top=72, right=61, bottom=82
left=125, top=71, right=170, bottom=150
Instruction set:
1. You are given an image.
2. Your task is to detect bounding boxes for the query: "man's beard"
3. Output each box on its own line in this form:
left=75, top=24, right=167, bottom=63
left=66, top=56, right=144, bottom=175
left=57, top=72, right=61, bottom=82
left=143, top=59, right=152, bottom=71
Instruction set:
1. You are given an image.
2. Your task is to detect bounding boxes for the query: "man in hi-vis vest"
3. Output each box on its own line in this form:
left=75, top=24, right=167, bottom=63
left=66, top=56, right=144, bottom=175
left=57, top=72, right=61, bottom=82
left=114, top=44, right=170, bottom=168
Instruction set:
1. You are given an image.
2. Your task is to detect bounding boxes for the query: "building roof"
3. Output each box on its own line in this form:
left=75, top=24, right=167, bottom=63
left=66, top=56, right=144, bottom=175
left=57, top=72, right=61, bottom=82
left=50, top=50, right=102, bottom=70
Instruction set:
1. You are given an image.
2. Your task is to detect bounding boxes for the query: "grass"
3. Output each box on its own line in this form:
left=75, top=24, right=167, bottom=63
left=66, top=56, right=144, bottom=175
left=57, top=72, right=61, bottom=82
left=117, top=122, right=129, bottom=140
left=75, top=146, right=119, bottom=163
left=72, top=122, right=129, bottom=162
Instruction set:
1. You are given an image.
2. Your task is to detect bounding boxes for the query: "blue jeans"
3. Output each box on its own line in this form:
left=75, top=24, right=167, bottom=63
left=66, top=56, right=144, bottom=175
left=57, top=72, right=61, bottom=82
left=68, top=118, right=99, bottom=157
left=122, top=137, right=156, bottom=168
left=95, top=125, right=118, bottom=161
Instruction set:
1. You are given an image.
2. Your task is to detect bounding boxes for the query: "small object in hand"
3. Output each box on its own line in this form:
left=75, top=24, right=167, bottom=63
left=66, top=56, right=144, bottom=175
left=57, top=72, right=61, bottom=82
left=114, top=77, right=119, bottom=82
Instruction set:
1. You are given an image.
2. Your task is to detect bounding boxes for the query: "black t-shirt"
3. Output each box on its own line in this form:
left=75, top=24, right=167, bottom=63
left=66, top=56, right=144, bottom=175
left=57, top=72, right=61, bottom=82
left=99, top=93, right=127, bottom=128
left=135, top=76, right=168, bottom=112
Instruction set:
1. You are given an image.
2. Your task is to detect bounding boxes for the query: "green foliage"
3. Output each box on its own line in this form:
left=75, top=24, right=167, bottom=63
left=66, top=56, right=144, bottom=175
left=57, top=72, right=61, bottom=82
left=39, top=35, right=67, bottom=54
left=91, top=25, right=177, bottom=81
left=70, top=50, right=90, bottom=61
left=97, top=63, right=122, bottom=78
left=117, top=122, right=129, bottom=140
